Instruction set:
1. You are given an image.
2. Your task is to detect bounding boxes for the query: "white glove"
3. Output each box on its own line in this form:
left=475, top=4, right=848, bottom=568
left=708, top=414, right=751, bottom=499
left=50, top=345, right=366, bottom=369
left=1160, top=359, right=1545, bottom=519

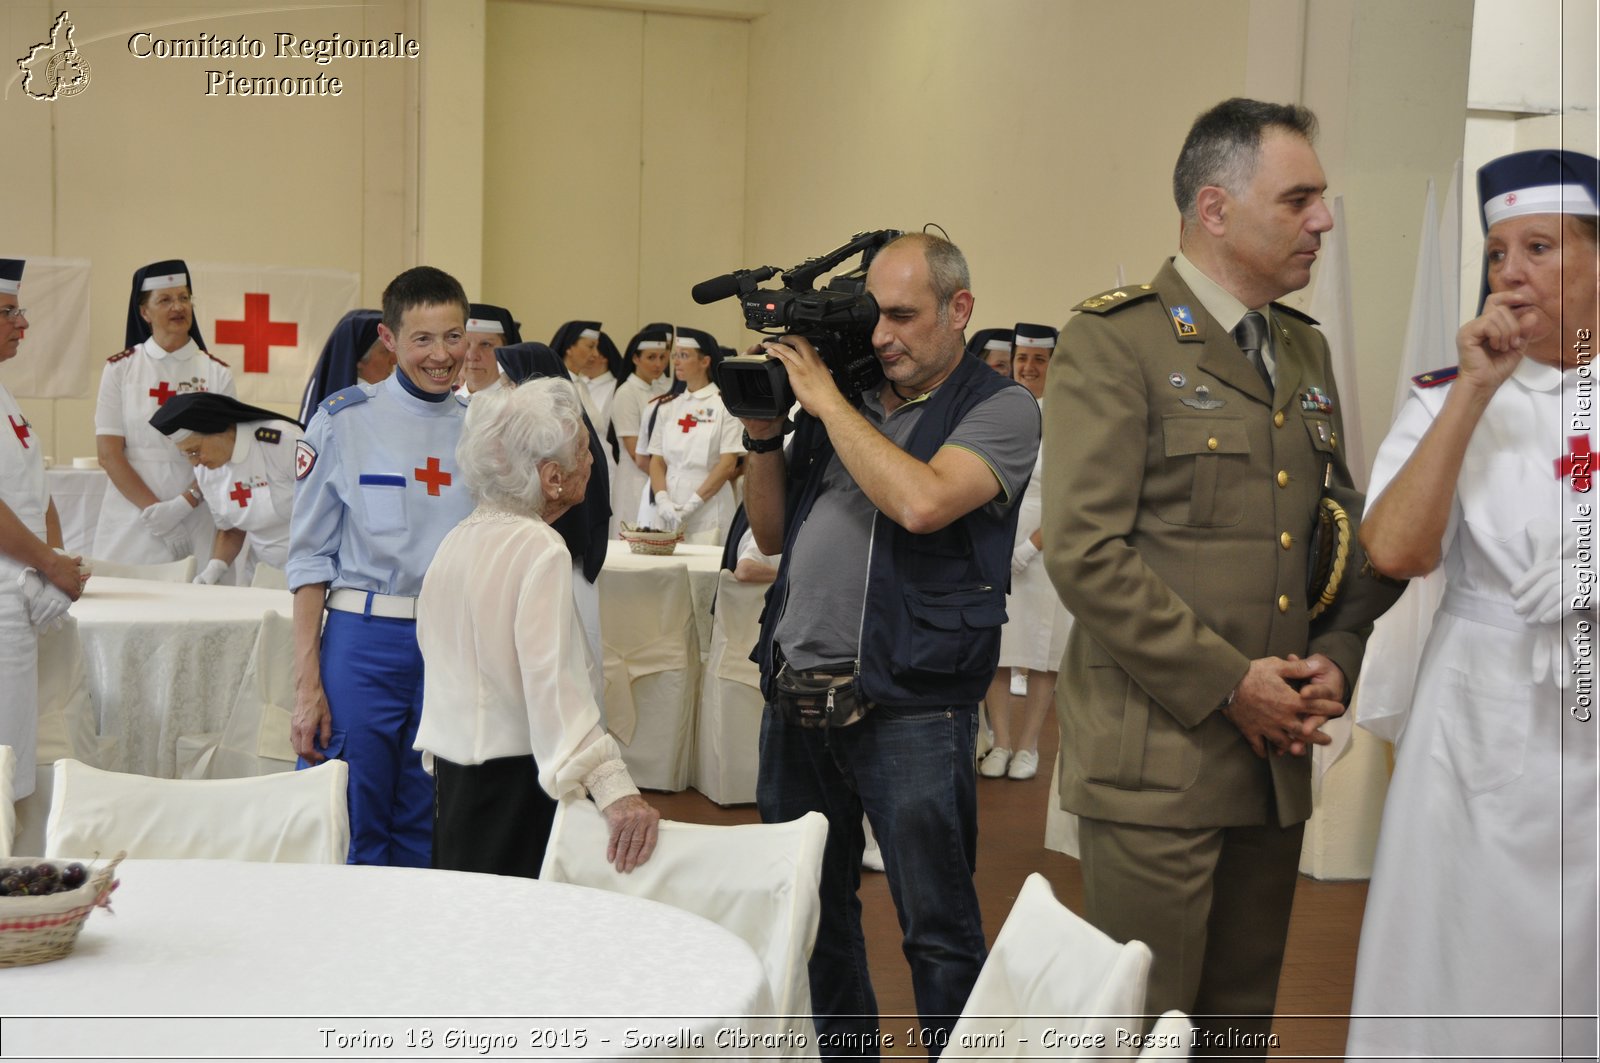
left=1529, top=615, right=1582, bottom=690
left=140, top=494, right=194, bottom=541
left=677, top=494, right=704, bottom=525
left=1011, top=538, right=1040, bottom=576
left=653, top=491, right=681, bottom=532
left=1512, top=521, right=1591, bottom=625
left=18, top=568, right=71, bottom=633
left=194, top=558, right=230, bottom=585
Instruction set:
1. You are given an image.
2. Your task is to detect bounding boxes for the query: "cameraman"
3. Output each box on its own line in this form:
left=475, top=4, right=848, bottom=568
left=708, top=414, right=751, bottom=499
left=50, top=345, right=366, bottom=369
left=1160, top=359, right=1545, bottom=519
left=740, top=233, right=1040, bottom=1057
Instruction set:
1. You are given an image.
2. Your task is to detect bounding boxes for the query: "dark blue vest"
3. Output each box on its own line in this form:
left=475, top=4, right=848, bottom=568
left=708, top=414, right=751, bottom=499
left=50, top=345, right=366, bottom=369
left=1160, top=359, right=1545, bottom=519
left=754, top=354, right=1031, bottom=707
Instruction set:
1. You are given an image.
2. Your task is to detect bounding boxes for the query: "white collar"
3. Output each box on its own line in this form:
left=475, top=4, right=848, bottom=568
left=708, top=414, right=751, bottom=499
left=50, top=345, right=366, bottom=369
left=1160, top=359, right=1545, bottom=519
left=688, top=382, right=719, bottom=400
left=1514, top=357, right=1565, bottom=393
left=142, top=336, right=201, bottom=363
left=230, top=425, right=254, bottom=465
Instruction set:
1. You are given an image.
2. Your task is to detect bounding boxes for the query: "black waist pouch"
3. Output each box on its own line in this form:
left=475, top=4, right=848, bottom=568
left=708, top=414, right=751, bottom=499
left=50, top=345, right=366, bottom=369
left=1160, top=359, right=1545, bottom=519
left=773, top=662, right=875, bottom=729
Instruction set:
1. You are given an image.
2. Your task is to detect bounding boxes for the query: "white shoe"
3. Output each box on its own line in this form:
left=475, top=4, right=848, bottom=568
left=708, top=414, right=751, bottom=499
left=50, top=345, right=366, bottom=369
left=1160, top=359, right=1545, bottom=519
left=862, top=841, right=885, bottom=872
left=1007, top=749, right=1039, bottom=780
left=979, top=747, right=1012, bottom=778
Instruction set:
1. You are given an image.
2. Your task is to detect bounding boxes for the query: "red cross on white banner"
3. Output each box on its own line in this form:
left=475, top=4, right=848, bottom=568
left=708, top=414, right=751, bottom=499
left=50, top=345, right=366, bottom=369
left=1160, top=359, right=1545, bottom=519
left=9, top=415, right=30, bottom=448
left=149, top=381, right=177, bottom=406
left=1556, top=435, right=1593, bottom=493
left=677, top=414, right=698, bottom=434
left=214, top=293, right=299, bottom=374
left=414, top=456, right=451, bottom=496
left=229, top=481, right=252, bottom=508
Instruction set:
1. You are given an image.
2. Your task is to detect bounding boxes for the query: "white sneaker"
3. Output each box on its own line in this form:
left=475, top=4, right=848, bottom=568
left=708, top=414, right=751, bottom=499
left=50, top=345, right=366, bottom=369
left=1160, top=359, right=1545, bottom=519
left=979, top=747, right=1012, bottom=778
left=1007, top=749, right=1039, bottom=780
left=862, top=840, right=885, bottom=872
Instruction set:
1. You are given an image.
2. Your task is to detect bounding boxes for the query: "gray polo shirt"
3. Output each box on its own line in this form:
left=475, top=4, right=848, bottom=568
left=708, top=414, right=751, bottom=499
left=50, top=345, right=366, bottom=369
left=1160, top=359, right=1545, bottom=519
left=772, top=382, right=1041, bottom=671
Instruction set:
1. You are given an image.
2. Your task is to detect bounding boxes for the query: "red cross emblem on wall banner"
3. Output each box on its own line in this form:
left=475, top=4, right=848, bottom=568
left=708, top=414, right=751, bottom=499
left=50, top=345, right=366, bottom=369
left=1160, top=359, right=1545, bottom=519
left=229, top=482, right=252, bottom=508
left=677, top=414, right=698, bottom=434
left=415, top=457, right=451, bottom=496
left=9, top=415, right=30, bottom=448
left=215, top=293, right=299, bottom=374
left=149, top=381, right=177, bottom=405
left=1557, top=435, right=1594, bottom=493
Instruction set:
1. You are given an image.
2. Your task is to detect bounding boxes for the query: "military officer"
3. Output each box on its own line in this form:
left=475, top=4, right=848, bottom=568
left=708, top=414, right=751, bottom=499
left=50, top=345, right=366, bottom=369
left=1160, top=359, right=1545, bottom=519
left=1043, top=98, right=1398, bottom=1057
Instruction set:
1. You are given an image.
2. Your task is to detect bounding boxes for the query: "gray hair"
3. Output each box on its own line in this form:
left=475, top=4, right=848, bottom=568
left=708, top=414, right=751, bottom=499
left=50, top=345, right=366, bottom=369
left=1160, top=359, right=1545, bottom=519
left=1173, top=98, right=1319, bottom=224
left=456, top=377, right=586, bottom=517
left=881, top=232, right=971, bottom=325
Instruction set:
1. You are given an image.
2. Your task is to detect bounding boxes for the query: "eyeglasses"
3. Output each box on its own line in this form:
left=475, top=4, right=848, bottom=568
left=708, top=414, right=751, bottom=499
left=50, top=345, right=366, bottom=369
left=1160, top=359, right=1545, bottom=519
left=0, top=307, right=27, bottom=321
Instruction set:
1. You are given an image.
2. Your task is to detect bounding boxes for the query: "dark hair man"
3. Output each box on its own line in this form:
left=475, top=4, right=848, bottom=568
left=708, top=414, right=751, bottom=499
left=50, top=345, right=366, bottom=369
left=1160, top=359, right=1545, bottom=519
left=1043, top=99, right=1397, bottom=1055
left=740, top=232, right=1041, bottom=1057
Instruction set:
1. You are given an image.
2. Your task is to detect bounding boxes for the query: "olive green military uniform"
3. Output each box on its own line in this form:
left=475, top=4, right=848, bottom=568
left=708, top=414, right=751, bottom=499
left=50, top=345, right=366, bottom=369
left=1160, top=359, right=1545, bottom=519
left=1042, top=259, right=1388, bottom=1053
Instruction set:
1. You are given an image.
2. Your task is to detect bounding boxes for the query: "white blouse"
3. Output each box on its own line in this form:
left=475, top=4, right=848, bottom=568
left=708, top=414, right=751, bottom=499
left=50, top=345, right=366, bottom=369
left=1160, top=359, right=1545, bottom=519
left=415, top=508, right=637, bottom=809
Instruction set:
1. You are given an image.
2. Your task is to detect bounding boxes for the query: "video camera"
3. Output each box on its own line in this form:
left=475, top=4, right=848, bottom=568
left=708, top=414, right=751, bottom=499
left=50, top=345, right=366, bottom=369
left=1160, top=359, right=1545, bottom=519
left=694, top=229, right=902, bottom=420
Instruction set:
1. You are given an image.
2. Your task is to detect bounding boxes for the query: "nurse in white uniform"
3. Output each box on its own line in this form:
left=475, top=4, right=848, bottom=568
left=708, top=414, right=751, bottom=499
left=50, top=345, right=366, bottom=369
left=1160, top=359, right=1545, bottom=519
left=0, top=258, right=86, bottom=800
left=981, top=324, right=1069, bottom=783
left=1347, top=149, right=1599, bottom=1063
left=642, top=327, right=744, bottom=545
left=148, top=392, right=302, bottom=587
left=609, top=323, right=673, bottom=535
left=92, top=259, right=234, bottom=566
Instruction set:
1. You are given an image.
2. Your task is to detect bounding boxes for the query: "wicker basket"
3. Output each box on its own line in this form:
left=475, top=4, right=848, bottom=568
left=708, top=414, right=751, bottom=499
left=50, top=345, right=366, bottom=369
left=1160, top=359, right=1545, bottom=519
left=0, top=852, right=124, bottom=967
left=620, top=523, right=683, bottom=556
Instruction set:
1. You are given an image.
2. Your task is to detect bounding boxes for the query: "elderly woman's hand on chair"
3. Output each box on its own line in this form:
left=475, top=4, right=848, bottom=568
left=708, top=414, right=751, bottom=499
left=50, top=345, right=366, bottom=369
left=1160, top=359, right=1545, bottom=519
left=602, top=794, right=661, bottom=873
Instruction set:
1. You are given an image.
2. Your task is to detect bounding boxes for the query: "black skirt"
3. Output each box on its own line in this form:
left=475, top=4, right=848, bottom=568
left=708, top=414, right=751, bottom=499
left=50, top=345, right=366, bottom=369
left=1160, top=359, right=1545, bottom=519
left=432, top=754, right=560, bottom=878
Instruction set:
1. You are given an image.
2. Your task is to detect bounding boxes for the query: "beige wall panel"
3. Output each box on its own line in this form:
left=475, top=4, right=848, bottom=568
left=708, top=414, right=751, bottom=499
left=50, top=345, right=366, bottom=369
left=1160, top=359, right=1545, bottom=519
left=483, top=1, right=645, bottom=344
left=420, top=0, right=485, bottom=290
left=5, top=0, right=416, bottom=459
left=637, top=13, right=747, bottom=345
left=743, top=0, right=1251, bottom=337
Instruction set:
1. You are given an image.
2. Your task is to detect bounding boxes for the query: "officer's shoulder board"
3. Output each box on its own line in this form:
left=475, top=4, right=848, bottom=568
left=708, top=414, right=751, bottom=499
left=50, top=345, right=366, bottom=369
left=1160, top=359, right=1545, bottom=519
left=106, top=347, right=137, bottom=364
left=320, top=385, right=370, bottom=416
left=255, top=426, right=282, bottom=445
left=1270, top=302, right=1320, bottom=326
left=1411, top=365, right=1458, bottom=389
left=1072, top=285, right=1159, bottom=315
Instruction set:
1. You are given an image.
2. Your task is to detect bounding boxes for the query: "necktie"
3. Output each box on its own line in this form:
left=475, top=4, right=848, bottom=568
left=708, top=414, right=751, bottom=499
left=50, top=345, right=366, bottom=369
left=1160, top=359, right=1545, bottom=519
left=1232, top=311, right=1272, bottom=391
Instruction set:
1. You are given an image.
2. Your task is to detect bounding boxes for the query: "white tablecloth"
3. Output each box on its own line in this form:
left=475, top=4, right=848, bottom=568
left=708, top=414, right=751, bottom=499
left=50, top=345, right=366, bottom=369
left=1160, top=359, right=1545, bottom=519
left=46, top=466, right=108, bottom=557
left=72, top=577, right=294, bottom=778
left=3, top=859, right=777, bottom=1059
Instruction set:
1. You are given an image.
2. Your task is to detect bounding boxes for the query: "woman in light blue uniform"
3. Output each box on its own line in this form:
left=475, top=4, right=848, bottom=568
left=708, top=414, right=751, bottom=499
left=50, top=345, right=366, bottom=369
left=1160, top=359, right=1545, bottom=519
left=286, top=267, right=475, bottom=867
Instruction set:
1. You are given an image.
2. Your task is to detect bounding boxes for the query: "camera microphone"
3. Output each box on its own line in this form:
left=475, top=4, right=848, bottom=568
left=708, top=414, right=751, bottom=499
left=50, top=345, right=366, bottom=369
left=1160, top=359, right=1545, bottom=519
left=691, top=266, right=778, bottom=305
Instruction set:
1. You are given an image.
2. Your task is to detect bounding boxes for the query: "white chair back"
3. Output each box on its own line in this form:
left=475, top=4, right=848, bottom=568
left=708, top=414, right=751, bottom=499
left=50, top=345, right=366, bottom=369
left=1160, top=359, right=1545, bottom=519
left=0, top=745, right=16, bottom=858
left=1136, top=1011, right=1194, bottom=1058
left=34, top=617, right=111, bottom=768
left=212, top=610, right=296, bottom=776
left=693, top=571, right=765, bottom=804
left=947, top=872, right=1154, bottom=1060
left=541, top=799, right=826, bottom=1057
left=87, top=556, right=197, bottom=582
left=45, top=758, right=349, bottom=863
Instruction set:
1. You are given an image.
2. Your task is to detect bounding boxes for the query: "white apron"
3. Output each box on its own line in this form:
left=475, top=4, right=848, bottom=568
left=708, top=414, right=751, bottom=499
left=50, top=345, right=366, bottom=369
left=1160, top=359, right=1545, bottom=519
left=998, top=407, right=1073, bottom=672
left=0, top=383, right=48, bottom=797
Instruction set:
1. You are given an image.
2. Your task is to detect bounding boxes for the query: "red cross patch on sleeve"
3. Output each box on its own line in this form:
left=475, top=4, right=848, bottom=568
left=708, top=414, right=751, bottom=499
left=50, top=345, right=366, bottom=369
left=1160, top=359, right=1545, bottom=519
left=295, top=439, right=317, bottom=480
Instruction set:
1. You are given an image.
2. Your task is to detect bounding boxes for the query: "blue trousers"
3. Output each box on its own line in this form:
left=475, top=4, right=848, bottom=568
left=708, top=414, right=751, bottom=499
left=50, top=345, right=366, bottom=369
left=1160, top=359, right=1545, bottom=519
left=757, top=702, right=987, bottom=1061
left=299, top=609, right=431, bottom=867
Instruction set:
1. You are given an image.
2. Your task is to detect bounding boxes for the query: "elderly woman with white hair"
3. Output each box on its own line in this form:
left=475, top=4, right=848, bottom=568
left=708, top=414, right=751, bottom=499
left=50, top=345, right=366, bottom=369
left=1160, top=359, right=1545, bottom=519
left=416, top=377, right=659, bottom=876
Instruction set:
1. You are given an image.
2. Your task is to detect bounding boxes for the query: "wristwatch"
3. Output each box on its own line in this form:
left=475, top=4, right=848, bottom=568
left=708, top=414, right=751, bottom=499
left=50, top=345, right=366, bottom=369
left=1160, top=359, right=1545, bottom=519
left=742, top=430, right=783, bottom=454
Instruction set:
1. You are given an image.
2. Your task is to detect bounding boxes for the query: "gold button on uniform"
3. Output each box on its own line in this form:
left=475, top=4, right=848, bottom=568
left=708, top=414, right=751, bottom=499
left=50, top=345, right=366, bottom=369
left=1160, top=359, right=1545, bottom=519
left=1276, top=470, right=1289, bottom=488
left=1273, top=411, right=1285, bottom=428
left=1280, top=532, right=1293, bottom=549
left=1277, top=595, right=1290, bottom=613
left=1206, top=437, right=1219, bottom=451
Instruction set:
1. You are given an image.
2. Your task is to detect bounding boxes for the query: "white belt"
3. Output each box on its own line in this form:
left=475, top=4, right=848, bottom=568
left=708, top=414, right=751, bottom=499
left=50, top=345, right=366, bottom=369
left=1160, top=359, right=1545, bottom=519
left=1438, top=587, right=1524, bottom=633
left=326, top=588, right=417, bottom=620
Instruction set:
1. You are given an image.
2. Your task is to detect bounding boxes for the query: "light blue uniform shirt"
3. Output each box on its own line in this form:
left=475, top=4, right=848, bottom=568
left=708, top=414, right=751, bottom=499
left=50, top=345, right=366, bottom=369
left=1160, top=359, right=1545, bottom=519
left=287, top=373, right=472, bottom=596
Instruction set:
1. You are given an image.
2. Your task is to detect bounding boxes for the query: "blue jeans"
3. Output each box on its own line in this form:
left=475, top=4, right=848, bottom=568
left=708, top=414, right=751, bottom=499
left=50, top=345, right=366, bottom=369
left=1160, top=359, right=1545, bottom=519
left=757, top=701, right=986, bottom=1061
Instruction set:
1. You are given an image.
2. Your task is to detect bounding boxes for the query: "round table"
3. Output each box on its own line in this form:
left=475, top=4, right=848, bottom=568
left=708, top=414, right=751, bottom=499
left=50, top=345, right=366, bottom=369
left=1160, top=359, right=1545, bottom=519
left=3, top=859, right=776, bottom=1059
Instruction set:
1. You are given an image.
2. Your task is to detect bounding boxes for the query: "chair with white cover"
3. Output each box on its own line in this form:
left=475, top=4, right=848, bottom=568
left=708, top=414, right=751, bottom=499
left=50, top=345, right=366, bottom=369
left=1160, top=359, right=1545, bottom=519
left=598, top=561, right=700, bottom=790
left=540, top=799, right=827, bottom=1058
left=946, top=873, right=1154, bottom=1060
left=1135, top=1011, right=1194, bottom=1059
left=0, top=745, right=16, bottom=858
left=176, top=611, right=295, bottom=779
left=34, top=616, right=119, bottom=771
left=44, top=758, right=349, bottom=863
left=86, top=556, right=197, bottom=582
left=692, top=570, right=765, bottom=804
